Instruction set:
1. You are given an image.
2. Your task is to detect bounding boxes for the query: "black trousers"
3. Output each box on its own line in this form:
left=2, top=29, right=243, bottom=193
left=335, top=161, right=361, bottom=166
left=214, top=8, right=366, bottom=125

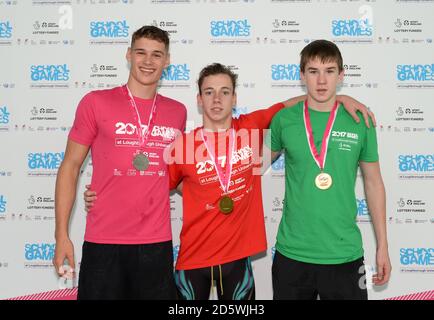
left=272, top=250, right=368, bottom=300
left=77, top=241, right=177, bottom=300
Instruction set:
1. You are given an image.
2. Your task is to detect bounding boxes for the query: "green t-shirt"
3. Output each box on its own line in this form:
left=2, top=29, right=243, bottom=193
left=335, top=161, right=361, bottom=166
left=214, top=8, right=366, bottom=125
left=269, top=101, right=378, bottom=264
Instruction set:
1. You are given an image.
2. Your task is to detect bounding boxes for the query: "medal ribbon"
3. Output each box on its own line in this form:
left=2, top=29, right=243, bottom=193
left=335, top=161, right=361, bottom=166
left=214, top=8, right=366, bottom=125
left=124, top=85, right=158, bottom=150
left=303, top=100, right=339, bottom=171
left=201, top=128, right=235, bottom=194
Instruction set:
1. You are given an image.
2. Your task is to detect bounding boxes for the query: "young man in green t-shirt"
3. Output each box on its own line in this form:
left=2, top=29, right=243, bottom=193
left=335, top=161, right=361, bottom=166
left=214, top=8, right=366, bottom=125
left=268, top=40, right=391, bottom=300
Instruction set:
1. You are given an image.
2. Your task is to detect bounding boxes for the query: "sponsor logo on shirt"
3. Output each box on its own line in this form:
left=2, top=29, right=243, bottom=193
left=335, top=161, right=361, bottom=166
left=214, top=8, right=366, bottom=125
left=331, top=131, right=359, bottom=152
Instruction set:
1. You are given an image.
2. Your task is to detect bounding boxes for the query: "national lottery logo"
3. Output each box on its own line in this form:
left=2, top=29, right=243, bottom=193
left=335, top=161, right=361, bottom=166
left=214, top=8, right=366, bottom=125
left=397, top=64, right=434, bottom=81
left=356, top=199, right=369, bottom=216
left=0, top=195, right=6, bottom=214
left=0, top=21, right=12, bottom=38
left=161, top=64, right=190, bottom=81
left=30, top=64, right=70, bottom=82
left=24, top=243, right=55, bottom=261
left=271, top=64, right=300, bottom=81
left=28, top=152, right=64, bottom=170
left=0, top=106, right=10, bottom=124
left=398, top=155, right=434, bottom=172
left=400, top=248, right=434, bottom=266
left=210, top=20, right=251, bottom=37
left=90, top=20, right=129, bottom=38
left=332, top=19, right=373, bottom=37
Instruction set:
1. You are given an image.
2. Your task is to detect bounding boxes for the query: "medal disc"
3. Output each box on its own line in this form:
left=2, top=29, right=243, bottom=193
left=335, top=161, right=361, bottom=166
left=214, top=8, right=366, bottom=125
left=133, top=154, right=149, bottom=171
left=315, top=172, right=332, bottom=190
left=219, top=196, right=234, bottom=215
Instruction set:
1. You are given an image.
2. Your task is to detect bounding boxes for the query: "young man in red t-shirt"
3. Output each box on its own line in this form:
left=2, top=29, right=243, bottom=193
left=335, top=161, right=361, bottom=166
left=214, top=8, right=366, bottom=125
left=85, top=63, right=373, bottom=300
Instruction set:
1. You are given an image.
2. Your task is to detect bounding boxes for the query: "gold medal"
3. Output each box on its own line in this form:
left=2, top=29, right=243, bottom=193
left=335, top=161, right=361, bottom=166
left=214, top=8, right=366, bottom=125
left=219, top=195, right=234, bottom=215
left=315, top=172, right=332, bottom=190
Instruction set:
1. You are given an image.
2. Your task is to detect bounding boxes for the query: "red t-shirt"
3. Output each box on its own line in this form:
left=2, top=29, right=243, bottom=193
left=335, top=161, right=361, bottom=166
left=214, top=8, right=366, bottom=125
left=169, top=103, right=284, bottom=270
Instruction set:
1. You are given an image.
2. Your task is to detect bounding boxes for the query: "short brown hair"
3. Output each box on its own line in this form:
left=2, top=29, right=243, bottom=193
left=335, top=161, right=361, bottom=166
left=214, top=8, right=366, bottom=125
left=131, top=25, right=170, bottom=51
left=300, top=40, right=343, bottom=73
left=197, top=63, right=238, bottom=95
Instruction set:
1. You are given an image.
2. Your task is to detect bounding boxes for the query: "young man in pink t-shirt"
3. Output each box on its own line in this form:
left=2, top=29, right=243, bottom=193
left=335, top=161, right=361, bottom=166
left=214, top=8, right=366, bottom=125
left=53, top=26, right=186, bottom=299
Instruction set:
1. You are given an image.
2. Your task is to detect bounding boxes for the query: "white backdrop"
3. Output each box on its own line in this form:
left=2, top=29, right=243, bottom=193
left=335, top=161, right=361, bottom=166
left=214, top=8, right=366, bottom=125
left=0, top=0, right=433, bottom=300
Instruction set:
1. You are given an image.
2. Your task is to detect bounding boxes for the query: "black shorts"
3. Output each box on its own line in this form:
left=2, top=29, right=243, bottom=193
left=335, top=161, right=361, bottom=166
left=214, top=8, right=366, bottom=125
left=77, top=241, right=177, bottom=300
left=272, top=250, right=368, bottom=300
left=174, top=257, right=255, bottom=300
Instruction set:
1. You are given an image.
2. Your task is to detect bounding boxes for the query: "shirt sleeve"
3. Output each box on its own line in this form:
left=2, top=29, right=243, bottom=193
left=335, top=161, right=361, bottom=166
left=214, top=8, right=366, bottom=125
left=359, top=117, right=379, bottom=162
left=68, top=92, right=98, bottom=146
left=168, top=135, right=184, bottom=190
left=238, top=102, right=285, bottom=130
left=266, top=110, right=283, bottom=152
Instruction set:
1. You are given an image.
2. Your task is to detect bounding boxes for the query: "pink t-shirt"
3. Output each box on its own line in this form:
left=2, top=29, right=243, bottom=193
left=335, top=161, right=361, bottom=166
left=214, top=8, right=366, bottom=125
left=69, top=86, right=186, bottom=244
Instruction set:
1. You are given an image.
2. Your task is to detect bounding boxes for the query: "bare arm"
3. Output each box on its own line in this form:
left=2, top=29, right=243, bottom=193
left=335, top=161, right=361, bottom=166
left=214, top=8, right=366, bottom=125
left=359, top=161, right=391, bottom=286
left=53, top=139, right=90, bottom=275
left=176, top=181, right=183, bottom=194
left=337, top=95, right=376, bottom=128
left=281, top=94, right=375, bottom=128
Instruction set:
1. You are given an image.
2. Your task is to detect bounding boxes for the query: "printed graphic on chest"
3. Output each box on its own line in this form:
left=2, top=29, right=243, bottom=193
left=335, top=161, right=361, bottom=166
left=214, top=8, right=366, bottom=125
left=114, top=122, right=178, bottom=149
left=331, top=130, right=360, bottom=152
left=195, top=145, right=254, bottom=175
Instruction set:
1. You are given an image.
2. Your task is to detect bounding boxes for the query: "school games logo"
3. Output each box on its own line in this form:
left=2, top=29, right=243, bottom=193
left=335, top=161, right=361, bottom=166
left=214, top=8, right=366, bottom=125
left=30, top=64, right=70, bottom=82
left=25, top=243, right=55, bottom=261
left=27, top=152, right=64, bottom=177
left=356, top=198, right=371, bottom=223
left=399, top=155, right=434, bottom=172
left=210, top=19, right=252, bottom=44
left=90, top=20, right=129, bottom=38
left=271, top=64, right=300, bottom=81
left=0, top=195, right=6, bottom=214
left=398, top=155, right=434, bottom=180
left=233, top=106, right=248, bottom=119
left=400, top=248, right=434, bottom=273
left=397, top=64, right=434, bottom=81
left=357, top=199, right=369, bottom=216
left=271, top=64, right=302, bottom=89
left=332, top=19, right=373, bottom=37
left=211, top=20, right=251, bottom=37
left=173, top=245, right=180, bottom=263
left=0, top=106, right=10, bottom=124
left=161, top=64, right=190, bottom=81
left=0, top=21, right=12, bottom=38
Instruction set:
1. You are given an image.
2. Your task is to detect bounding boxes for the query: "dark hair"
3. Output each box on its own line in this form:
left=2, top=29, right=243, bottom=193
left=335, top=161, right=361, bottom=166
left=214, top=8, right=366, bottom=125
left=197, top=63, right=238, bottom=94
left=131, top=25, right=170, bottom=51
left=300, top=40, right=343, bottom=73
